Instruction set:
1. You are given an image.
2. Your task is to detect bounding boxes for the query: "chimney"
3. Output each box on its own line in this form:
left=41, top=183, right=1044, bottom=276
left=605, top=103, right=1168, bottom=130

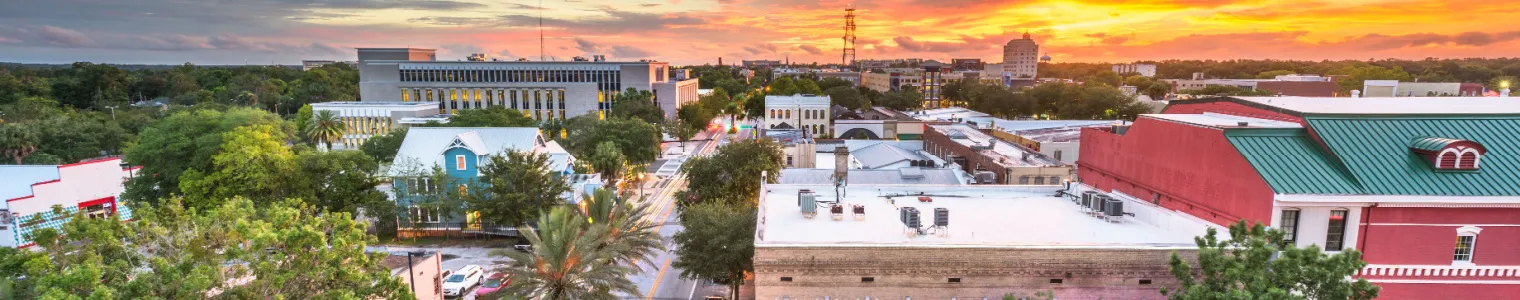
left=718, top=57, right=723, bottom=66
left=1351, top=90, right=1361, bottom=98
left=834, top=146, right=849, bottom=180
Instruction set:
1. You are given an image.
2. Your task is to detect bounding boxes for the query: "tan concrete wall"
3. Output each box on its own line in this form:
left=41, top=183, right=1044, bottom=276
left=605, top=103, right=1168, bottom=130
left=754, top=246, right=1197, bottom=300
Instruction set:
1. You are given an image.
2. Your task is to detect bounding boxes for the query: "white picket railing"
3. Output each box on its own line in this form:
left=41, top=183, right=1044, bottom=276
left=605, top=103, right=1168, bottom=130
left=1360, top=264, right=1520, bottom=277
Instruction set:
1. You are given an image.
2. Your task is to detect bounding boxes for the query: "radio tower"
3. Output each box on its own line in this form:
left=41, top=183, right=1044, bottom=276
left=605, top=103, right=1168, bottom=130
left=842, top=5, right=857, bottom=69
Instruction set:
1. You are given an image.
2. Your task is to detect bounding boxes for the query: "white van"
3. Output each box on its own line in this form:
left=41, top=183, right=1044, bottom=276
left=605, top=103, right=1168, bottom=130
left=441, top=265, right=484, bottom=297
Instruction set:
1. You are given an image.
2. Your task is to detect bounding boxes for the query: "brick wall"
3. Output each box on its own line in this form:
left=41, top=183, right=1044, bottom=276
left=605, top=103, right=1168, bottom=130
left=923, top=127, right=1070, bottom=184
left=754, top=246, right=1197, bottom=299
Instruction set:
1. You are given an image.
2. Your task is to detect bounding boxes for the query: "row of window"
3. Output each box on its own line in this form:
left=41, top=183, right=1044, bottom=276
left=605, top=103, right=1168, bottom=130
left=1016, top=176, right=1061, bottom=185
left=769, top=108, right=828, bottom=120
left=398, top=68, right=622, bottom=90
left=1280, top=209, right=1479, bottom=263
left=402, top=88, right=580, bottom=120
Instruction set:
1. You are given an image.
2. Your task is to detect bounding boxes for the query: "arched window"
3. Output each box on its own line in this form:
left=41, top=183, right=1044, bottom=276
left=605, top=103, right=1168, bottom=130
left=1412, top=138, right=1486, bottom=171
left=1454, top=226, right=1482, bottom=264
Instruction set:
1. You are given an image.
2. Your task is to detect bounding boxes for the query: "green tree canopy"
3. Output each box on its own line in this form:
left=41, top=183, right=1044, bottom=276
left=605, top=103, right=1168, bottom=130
left=826, top=86, right=868, bottom=110
left=610, top=88, right=664, bottom=124
left=677, top=139, right=783, bottom=206
left=178, top=124, right=296, bottom=209
left=436, top=106, right=538, bottom=127
left=0, top=197, right=410, bottom=299
left=672, top=202, right=756, bottom=300
left=469, top=151, right=572, bottom=226
left=1163, top=221, right=1379, bottom=300
left=360, top=127, right=408, bottom=163
left=566, top=117, right=662, bottom=165
left=1329, top=65, right=1415, bottom=93
left=876, top=87, right=923, bottom=111
left=123, top=107, right=291, bottom=207
left=492, top=189, right=661, bottom=299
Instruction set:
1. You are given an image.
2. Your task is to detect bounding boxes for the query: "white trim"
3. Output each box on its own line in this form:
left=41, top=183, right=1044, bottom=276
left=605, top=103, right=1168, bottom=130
left=1457, top=225, right=1484, bottom=235
left=1360, top=264, right=1520, bottom=278
left=1437, top=148, right=1458, bottom=169
left=1366, top=279, right=1520, bottom=284
left=1276, top=194, right=1520, bottom=205
left=1366, top=223, right=1520, bottom=227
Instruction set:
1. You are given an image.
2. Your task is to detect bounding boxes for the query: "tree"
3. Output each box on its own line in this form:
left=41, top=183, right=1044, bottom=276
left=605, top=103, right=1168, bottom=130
left=566, top=117, right=662, bottom=165
left=877, top=87, right=923, bottom=111
left=493, top=205, right=643, bottom=299
left=663, top=117, right=700, bottom=153
left=0, top=197, right=410, bottom=299
left=795, top=78, right=823, bottom=95
left=816, top=77, right=854, bottom=91
left=470, top=151, right=572, bottom=226
left=611, top=88, right=664, bottom=124
left=672, top=202, right=756, bottom=300
left=1086, top=70, right=1122, bottom=87
left=294, top=104, right=315, bottom=144
left=581, top=188, right=663, bottom=268
left=1330, top=65, right=1414, bottom=94
left=291, top=150, right=387, bottom=215
left=677, top=139, right=783, bottom=206
left=308, top=110, right=347, bottom=151
left=123, top=107, right=289, bottom=206
left=1144, top=82, right=1172, bottom=100
left=360, top=127, right=408, bottom=163
left=178, top=124, right=296, bottom=209
left=767, top=76, right=799, bottom=95
left=827, top=86, right=867, bottom=110
left=1163, top=221, right=1379, bottom=300
left=390, top=159, right=468, bottom=235
left=588, top=141, right=626, bottom=184
left=1179, top=85, right=1274, bottom=97
left=0, top=122, right=40, bottom=164
left=439, top=106, right=537, bottom=127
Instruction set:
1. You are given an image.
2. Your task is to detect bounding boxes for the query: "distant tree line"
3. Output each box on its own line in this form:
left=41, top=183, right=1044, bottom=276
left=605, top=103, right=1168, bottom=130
left=1039, top=58, right=1520, bottom=94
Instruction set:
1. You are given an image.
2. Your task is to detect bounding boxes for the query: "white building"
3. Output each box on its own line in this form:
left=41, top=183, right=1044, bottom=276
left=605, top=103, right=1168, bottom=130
left=356, top=48, right=698, bottom=122
left=764, top=94, right=832, bottom=137
left=1112, top=63, right=1157, bottom=77
left=2, top=157, right=135, bottom=248
left=652, top=78, right=700, bottom=119
left=310, top=101, right=441, bottom=149
left=1001, top=32, right=1039, bottom=79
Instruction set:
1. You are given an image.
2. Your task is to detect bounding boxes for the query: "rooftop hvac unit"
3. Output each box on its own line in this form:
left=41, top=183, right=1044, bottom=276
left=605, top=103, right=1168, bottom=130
left=975, top=171, right=997, bottom=184
left=933, top=208, right=949, bottom=227
left=900, top=207, right=921, bottom=228
left=801, top=192, right=818, bottom=217
left=853, top=205, right=866, bottom=220
left=1104, top=198, right=1125, bottom=217
left=1081, top=191, right=1097, bottom=204
left=830, top=204, right=845, bottom=221
left=1089, top=194, right=1110, bottom=212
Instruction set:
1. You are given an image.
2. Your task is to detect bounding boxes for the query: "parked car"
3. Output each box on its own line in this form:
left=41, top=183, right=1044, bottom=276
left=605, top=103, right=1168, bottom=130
left=441, top=265, right=484, bottom=297
left=475, top=272, right=509, bottom=296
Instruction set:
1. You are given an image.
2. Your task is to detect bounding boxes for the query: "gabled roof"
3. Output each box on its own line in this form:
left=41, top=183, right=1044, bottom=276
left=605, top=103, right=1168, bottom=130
left=851, top=143, right=929, bottom=169
left=1305, top=117, right=1520, bottom=196
left=390, top=127, right=545, bottom=174
left=1226, top=129, right=1362, bottom=195
left=1408, top=137, right=1481, bottom=153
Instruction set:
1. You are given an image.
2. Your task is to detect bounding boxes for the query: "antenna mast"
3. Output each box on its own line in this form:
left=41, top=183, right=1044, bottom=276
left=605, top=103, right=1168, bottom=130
left=539, top=0, right=545, bottom=61
left=842, top=5, right=857, bottom=69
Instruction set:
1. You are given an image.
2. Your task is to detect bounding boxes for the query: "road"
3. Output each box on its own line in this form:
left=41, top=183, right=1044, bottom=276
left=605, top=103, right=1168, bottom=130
left=630, top=122, right=755, bottom=300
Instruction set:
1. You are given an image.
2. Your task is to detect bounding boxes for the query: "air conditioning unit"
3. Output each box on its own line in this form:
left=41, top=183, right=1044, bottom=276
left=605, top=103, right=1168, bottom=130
left=933, top=208, right=949, bottom=227
left=800, top=192, right=818, bottom=218
left=900, top=207, right=921, bottom=228
left=1104, top=198, right=1125, bottom=218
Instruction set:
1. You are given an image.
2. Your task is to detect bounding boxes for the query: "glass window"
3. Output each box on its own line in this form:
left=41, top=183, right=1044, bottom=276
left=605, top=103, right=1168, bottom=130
left=1454, top=235, right=1476, bottom=262
left=1325, top=209, right=1348, bottom=251
left=1280, top=210, right=1300, bottom=245
left=455, top=155, right=466, bottom=170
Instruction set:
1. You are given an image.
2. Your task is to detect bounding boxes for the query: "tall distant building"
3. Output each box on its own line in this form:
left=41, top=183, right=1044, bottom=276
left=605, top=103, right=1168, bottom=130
left=1002, top=32, right=1039, bottom=79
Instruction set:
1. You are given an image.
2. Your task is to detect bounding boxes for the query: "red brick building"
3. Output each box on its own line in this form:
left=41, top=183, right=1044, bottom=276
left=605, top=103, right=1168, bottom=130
left=1078, top=96, right=1520, bottom=299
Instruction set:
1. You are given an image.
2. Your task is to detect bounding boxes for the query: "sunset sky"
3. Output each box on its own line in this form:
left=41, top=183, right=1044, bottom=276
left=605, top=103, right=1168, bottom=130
left=1, top=0, right=1515, bottom=65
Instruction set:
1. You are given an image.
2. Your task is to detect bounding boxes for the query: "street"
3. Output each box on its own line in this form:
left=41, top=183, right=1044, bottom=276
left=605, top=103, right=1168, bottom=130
left=629, top=121, right=755, bottom=300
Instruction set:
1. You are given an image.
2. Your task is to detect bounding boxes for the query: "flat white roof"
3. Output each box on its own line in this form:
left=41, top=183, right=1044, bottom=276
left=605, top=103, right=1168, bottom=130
left=757, top=185, right=1209, bottom=248
left=929, top=124, right=1063, bottom=167
left=1235, top=96, right=1520, bottom=115
left=1141, top=112, right=1302, bottom=128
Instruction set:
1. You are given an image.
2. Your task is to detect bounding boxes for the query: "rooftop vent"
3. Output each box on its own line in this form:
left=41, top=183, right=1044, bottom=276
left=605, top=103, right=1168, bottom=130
left=917, top=196, right=933, bottom=203
left=974, top=171, right=997, bottom=184
left=852, top=205, right=866, bottom=220
left=1237, top=121, right=1249, bottom=127
left=830, top=204, right=845, bottom=221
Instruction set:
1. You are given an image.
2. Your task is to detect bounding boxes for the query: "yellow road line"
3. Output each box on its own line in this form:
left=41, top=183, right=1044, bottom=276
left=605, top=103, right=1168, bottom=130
left=645, top=258, right=674, bottom=300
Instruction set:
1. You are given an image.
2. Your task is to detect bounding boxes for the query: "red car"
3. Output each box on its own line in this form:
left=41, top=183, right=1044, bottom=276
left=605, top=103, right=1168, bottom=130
left=474, top=273, right=509, bottom=296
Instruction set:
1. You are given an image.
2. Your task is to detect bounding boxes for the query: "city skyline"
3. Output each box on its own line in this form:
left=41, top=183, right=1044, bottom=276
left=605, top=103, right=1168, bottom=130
left=0, top=0, right=1516, bottom=65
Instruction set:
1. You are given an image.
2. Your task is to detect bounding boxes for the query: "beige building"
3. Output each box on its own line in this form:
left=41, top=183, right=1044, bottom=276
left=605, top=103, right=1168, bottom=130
left=764, top=94, right=833, bottom=137
left=1002, top=32, right=1039, bottom=79
left=924, top=123, right=1071, bottom=185
left=383, top=251, right=444, bottom=300
left=755, top=184, right=1216, bottom=299
left=356, top=48, right=696, bottom=122
left=310, top=101, right=440, bottom=149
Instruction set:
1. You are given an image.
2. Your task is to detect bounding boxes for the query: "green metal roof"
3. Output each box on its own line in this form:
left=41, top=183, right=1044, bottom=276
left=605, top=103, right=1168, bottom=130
left=1226, top=129, right=1364, bottom=195
left=1408, top=137, right=1468, bottom=152
left=1305, top=117, right=1520, bottom=196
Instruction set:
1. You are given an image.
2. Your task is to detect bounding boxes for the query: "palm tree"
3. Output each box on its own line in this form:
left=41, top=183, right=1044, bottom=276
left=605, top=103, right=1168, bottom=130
left=582, top=188, right=663, bottom=268
left=0, top=123, right=40, bottom=164
left=494, top=205, right=643, bottom=300
left=307, top=110, right=346, bottom=151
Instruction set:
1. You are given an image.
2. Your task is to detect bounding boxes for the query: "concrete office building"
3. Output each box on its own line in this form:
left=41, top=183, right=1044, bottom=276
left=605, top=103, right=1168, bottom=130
left=355, top=48, right=696, bottom=122
left=765, top=94, right=833, bottom=137
left=754, top=184, right=1219, bottom=299
left=1112, top=63, right=1157, bottom=77
left=310, top=101, right=440, bottom=149
left=1002, top=32, right=1039, bottom=79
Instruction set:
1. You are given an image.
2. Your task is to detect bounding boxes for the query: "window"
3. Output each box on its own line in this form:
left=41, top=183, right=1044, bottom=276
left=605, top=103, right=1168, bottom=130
left=1018, top=176, right=1030, bottom=185
left=1280, top=209, right=1301, bottom=246
left=455, top=155, right=467, bottom=170
left=408, top=206, right=440, bottom=223
left=1454, top=226, right=1482, bottom=264
left=1049, top=279, right=1063, bottom=284
left=1139, top=279, right=1153, bottom=285
left=780, top=277, right=793, bottom=282
left=861, top=277, right=874, bottom=283
left=1053, top=150, right=1063, bottom=161
left=1034, top=176, right=1046, bottom=184
left=786, top=155, right=793, bottom=166
left=1325, top=209, right=1348, bottom=251
left=948, top=278, right=961, bottom=283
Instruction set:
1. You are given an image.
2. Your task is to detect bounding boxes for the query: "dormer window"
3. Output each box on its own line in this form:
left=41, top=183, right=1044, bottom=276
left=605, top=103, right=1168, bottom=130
left=1410, top=137, right=1487, bottom=171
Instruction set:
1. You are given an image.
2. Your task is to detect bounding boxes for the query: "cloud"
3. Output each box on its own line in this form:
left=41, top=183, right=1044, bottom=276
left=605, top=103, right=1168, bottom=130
left=500, top=8, right=704, bottom=33
left=440, top=43, right=484, bottom=57
left=640, top=3, right=660, bottom=7
left=798, top=45, right=822, bottom=55
left=0, top=25, right=344, bottom=54
left=407, top=16, right=500, bottom=26
left=279, top=0, right=486, bottom=10
left=890, top=36, right=991, bottom=53
left=0, top=25, right=98, bottom=47
left=505, top=3, right=547, bottom=10
left=1339, top=31, right=1520, bottom=50
left=572, top=38, right=651, bottom=59
left=574, top=38, right=601, bottom=53
left=610, top=45, right=653, bottom=58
